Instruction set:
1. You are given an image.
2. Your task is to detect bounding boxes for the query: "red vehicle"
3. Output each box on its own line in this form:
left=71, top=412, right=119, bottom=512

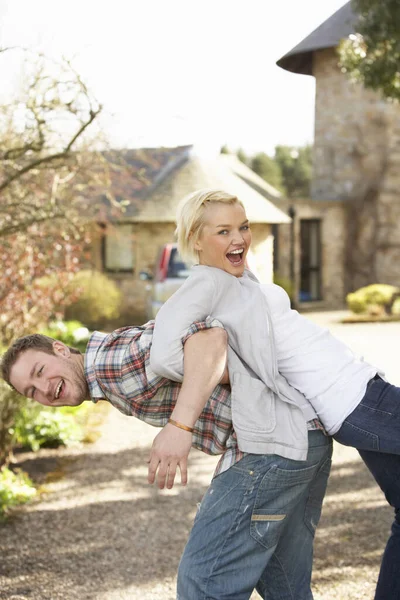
left=141, top=243, right=193, bottom=320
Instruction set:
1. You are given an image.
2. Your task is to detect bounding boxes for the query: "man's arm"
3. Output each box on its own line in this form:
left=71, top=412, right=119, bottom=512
left=147, top=327, right=228, bottom=490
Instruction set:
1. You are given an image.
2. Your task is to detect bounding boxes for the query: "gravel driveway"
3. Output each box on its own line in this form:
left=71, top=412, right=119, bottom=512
left=1, top=311, right=399, bottom=600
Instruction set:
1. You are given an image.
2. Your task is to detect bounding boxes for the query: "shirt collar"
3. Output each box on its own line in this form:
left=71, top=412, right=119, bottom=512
left=84, top=330, right=108, bottom=402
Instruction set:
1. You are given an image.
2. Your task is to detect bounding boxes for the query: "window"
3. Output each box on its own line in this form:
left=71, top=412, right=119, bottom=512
left=101, top=224, right=134, bottom=272
left=300, top=219, right=321, bottom=302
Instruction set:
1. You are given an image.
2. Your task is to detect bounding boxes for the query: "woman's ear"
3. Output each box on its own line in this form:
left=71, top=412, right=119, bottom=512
left=194, top=240, right=202, bottom=252
left=190, top=231, right=201, bottom=253
left=192, top=234, right=203, bottom=253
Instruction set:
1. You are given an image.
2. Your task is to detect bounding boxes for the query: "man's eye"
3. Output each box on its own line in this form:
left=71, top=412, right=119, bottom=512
left=37, top=366, right=44, bottom=376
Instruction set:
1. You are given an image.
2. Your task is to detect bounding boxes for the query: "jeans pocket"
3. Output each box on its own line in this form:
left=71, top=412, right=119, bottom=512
left=194, top=467, right=251, bottom=522
left=250, top=461, right=323, bottom=550
left=334, top=420, right=379, bottom=451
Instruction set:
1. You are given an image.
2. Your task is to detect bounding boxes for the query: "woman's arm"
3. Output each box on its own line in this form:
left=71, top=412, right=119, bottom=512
left=150, top=269, right=216, bottom=381
left=148, top=327, right=228, bottom=489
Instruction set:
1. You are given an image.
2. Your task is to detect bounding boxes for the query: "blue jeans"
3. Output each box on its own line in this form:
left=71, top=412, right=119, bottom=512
left=334, top=376, right=400, bottom=600
left=177, top=430, right=332, bottom=600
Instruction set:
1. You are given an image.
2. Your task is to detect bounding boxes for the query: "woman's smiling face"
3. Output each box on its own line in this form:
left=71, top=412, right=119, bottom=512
left=194, top=202, right=252, bottom=277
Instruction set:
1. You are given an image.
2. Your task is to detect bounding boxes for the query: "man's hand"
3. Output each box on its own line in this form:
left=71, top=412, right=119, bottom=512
left=147, top=423, right=192, bottom=489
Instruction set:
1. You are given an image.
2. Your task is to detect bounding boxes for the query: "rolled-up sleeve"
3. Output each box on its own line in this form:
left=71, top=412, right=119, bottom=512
left=182, top=316, right=225, bottom=343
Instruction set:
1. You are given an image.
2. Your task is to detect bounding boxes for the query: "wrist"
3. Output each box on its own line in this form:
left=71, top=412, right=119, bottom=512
left=168, top=418, right=194, bottom=433
left=170, top=406, right=198, bottom=429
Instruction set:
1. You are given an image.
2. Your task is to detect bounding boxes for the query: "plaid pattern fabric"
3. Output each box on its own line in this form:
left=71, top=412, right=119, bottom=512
left=85, top=320, right=244, bottom=475
left=85, top=320, right=325, bottom=477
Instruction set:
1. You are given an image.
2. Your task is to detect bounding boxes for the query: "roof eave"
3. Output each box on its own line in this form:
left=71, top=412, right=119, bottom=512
left=276, top=51, right=314, bottom=76
left=276, top=2, right=357, bottom=76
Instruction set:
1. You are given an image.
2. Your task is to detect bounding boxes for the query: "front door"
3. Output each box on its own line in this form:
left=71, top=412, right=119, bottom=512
left=300, top=219, right=322, bottom=302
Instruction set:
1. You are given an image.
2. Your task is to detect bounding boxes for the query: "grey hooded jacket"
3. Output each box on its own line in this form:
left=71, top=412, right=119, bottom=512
left=151, top=266, right=318, bottom=461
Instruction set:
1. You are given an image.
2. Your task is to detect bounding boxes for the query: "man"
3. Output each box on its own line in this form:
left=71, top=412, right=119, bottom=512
left=2, top=321, right=331, bottom=600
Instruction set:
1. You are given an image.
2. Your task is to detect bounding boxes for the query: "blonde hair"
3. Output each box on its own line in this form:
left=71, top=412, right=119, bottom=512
left=176, top=189, right=244, bottom=262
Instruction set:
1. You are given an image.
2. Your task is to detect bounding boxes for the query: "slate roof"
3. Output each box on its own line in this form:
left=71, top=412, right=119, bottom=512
left=100, top=146, right=290, bottom=225
left=277, top=1, right=358, bottom=75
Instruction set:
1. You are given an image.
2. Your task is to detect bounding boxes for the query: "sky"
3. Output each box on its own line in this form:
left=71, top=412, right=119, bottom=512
left=0, top=0, right=349, bottom=155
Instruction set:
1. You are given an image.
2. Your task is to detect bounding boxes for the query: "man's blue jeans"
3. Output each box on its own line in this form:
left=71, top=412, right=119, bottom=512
left=177, top=430, right=332, bottom=600
left=334, top=376, right=400, bottom=600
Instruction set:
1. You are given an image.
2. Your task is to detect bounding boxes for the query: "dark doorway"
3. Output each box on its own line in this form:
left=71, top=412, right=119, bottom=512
left=300, top=219, right=322, bottom=302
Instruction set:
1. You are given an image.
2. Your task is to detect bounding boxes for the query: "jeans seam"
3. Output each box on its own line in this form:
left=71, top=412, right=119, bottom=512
left=203, top=510, right=246, bottom=596
left=359, top=402, right=393, bottom=418
left=303, top=453, right=332, bottom=536
left=271, top=552, right=295, bottom=600
left=203, top=475, right=259, bottom=596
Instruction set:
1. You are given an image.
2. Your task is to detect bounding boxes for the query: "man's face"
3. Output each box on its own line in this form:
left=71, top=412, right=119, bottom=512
left=9, top=342, right=89, bottom=407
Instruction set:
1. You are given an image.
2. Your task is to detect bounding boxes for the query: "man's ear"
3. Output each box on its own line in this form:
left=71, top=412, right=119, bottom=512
left=52, top=341, right=70, bottom=357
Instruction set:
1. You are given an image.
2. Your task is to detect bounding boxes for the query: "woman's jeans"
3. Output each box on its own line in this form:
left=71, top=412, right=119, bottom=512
left=334, top=376, right=400, bottom=600
left=177, top=430, right=332, bottom=600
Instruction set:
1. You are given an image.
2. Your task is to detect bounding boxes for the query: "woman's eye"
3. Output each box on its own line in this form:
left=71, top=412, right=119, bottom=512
left=38, top=366, right=44, bottom=376
left=218, top=230, right=228, bottom=235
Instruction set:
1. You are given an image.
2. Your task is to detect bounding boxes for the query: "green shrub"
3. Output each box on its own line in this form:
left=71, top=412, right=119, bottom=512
left=346, top=284, right=400, bottom=314
left=0, top=466, right=36, bottom=520
left=64, top=270, right=121, bottom=328
left=0, top=381, right=24, bottom=466
left=40, top=320, right=90, bottom=353
left=273, top=275, right=294, bottom=303
left=11, top=404, right=83, bottom=452
left=392, top=297, right=400, bottom=315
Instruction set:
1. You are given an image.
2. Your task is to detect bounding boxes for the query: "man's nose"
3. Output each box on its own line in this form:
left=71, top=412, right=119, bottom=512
left=36, top=381, right=51, bottom=398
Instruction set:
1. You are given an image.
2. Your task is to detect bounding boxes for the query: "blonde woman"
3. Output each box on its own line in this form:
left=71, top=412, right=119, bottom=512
left=149, top=190, right=332, bottom=599
left=150, top=189, right=400, bottom=600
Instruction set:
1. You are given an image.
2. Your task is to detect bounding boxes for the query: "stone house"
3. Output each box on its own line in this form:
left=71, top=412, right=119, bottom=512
left=90, top=145, right=290, bottom=322
left=276, top=1, right=400, bottom=309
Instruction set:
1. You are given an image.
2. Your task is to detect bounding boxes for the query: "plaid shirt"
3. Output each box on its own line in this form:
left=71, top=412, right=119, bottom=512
left=85, top=321, right=324, bottom=477
left=85, top=320, right=244, bottom=475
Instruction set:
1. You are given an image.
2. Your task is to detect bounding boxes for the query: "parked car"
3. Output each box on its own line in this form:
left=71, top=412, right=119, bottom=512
left=140, top=243, right=193, bottom=320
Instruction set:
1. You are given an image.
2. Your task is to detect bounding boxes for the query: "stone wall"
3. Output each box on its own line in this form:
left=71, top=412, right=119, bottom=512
left=312, top=48, right=400, bottom=294
left=312, top=48, right=390, bottom=202
left=249, top=223, right=274, bottom=284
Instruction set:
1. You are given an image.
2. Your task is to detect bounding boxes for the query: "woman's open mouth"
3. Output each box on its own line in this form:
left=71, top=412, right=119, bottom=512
left=226, top=248, right=244, bottom=266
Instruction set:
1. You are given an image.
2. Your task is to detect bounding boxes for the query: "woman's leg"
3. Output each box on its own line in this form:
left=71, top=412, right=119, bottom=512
left=358, top=449, right=400, bottom=600
left=333, top=379, right=400, bottom=598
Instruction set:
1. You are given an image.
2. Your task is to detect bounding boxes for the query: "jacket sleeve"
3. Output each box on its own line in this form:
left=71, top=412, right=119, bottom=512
left=150, top=270, right=223, bottom=382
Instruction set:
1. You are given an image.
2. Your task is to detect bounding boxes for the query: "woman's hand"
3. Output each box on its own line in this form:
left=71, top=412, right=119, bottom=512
left=147, top=423, right=192, bottom=489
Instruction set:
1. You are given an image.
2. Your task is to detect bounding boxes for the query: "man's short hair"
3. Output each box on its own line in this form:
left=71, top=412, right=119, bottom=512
left=1, top=333, right=81, bottom=387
